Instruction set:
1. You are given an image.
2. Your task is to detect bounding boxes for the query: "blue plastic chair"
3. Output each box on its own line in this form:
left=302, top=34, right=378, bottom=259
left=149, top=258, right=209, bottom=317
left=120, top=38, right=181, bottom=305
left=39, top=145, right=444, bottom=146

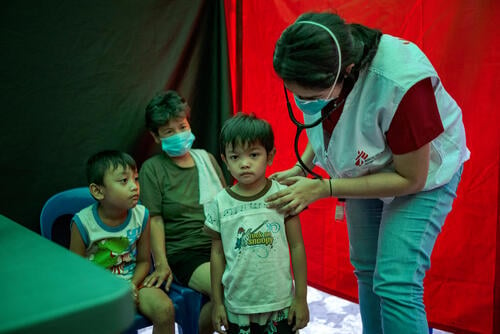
left=40, top=187, right=96, bottom=242
left=39, top=187, right=203, bottom=334
left=170, top=282, right=208, bottom=334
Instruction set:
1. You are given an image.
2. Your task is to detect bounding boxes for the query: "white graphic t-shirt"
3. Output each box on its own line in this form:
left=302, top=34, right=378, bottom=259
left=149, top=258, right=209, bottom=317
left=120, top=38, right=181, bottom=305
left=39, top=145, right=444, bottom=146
left=204, top=180, right=293, bottom=314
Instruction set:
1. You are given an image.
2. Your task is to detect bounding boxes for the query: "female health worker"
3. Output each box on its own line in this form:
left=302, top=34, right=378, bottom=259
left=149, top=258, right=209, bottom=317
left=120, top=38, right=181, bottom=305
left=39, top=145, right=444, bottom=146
left=266, top=11, right=469, bottom=334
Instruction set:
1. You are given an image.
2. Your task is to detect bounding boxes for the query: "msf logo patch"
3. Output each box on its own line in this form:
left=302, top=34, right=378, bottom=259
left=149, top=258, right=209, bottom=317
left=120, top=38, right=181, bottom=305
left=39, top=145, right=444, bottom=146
left=355, top=150, right=368, bottom=166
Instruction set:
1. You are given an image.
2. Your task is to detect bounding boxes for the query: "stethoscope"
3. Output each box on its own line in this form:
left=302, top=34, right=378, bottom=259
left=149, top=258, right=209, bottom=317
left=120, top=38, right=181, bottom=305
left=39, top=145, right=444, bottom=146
left=283, top=84, right=345, bottom=179
left=282, top=20, right=346, bottom=179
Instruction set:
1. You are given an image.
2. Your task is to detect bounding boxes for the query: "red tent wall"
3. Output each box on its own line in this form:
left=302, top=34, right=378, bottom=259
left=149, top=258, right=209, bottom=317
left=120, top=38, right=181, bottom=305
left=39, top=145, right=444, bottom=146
left=224, top=1, right=499, bottom=333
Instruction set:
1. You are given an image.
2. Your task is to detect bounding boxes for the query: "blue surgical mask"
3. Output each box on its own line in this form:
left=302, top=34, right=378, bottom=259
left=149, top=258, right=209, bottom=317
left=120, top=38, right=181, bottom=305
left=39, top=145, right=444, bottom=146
left=160, top=131, right=195, bottom=157
left=293, top=95, right=334, bottom=115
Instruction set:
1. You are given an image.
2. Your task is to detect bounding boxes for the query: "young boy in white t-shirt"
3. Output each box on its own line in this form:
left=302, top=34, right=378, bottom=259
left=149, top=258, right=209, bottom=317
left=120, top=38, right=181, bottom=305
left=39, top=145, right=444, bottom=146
left=205, top=113, right=309, bottom=334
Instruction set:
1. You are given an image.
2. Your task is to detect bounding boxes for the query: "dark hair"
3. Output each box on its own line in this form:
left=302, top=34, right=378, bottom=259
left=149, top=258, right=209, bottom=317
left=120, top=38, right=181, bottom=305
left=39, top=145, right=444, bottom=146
left=273, top=12, right=382, bottom=89
left=145, top=90, right=190, bottom=135
left=220, top=113, right=274, bottom=156
left=86, top=150, right=137, bottom=185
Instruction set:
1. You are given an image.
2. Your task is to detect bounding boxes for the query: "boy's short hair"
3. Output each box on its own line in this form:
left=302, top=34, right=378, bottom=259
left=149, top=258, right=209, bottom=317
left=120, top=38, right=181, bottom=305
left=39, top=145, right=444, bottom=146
left=86, top=150, right=137, bottom=185
left=145, top=90, right=190, bottom=135
left=220, top=112, right=274, bottom=156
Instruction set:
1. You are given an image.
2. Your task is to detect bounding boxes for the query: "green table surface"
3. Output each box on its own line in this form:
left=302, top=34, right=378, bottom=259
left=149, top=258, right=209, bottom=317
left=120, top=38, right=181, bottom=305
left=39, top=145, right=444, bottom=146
left=0, top=215, right=135, bottom=334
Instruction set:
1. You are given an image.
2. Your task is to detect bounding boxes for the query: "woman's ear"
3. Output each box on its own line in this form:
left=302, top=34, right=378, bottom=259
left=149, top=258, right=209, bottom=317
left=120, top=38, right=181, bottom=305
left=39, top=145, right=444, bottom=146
left=149, top=131, right=161, bottom=144
left=345, top=63, right=355, bottom=76
left=89, top=183, right=104, bottom=201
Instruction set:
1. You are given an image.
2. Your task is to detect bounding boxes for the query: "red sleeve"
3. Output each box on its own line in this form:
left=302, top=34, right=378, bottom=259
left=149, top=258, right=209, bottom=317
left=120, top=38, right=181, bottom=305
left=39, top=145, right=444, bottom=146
left=386, top=77, right=444, bottom=154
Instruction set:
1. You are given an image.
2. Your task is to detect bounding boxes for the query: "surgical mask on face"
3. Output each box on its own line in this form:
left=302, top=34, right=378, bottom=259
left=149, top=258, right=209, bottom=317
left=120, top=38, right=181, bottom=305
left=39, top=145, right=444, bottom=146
left=160, top=131, right=195, bottom=157
left=293, top=95, right=334, bottom=115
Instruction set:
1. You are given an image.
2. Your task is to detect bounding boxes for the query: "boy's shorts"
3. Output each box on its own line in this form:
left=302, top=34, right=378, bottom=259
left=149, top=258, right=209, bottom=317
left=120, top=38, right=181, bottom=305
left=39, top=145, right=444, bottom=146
left=226, top=308, right=296, bottom=334
left=168, top=247, right=211, bottom=285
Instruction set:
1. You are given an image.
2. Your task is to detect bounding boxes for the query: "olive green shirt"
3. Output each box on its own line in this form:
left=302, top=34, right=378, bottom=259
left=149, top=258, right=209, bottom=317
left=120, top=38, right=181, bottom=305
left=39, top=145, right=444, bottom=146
left=139, top=151, right=226, bottom=256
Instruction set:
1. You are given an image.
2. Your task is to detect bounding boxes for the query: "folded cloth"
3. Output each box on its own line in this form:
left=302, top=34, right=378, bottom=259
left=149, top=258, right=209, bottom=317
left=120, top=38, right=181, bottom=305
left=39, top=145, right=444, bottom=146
left=190, top=149, right=224, bottom=205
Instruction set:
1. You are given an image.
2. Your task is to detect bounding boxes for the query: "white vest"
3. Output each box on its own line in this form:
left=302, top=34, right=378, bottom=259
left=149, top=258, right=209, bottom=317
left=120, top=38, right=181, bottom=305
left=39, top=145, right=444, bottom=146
left=304, top=34, right=470, bottom=193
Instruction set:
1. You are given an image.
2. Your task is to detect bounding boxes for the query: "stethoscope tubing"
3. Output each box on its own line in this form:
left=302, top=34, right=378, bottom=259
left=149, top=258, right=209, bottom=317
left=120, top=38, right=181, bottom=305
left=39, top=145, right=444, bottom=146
left=284, top=84, right=344, bottom=179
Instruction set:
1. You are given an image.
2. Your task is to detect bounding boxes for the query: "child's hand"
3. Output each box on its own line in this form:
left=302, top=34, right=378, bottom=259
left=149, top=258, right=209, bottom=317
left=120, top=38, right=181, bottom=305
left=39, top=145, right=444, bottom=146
left=288, top=297, right=309, bottom=331
left=131, top=282, right=139, bottom=306
left=142, top=263, right=173, bottom=291
left=212, top=303, right=228, bottom=334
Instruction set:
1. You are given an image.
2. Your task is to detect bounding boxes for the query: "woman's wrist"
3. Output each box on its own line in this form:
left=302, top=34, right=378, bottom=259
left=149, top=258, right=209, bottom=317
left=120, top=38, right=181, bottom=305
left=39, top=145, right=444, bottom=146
left=294, top=163, right=307, bottom=176
left=321, top=178, right=333, bottom=197
left=153, top=260, right=170, bottom=272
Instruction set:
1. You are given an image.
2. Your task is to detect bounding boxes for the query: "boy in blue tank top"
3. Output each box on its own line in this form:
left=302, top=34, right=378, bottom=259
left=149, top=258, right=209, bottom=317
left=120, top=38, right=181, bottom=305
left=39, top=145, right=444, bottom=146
left=69, top=150, right=175, bottom=334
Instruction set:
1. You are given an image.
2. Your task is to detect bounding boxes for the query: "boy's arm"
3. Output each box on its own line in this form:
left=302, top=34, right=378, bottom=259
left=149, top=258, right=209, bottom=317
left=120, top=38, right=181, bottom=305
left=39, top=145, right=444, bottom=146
left=285, top=215, right=309, bottom=331
left=211, top=236, right=228, bottom=333
left=142, top=215, right=173, bottom=290
left=69, top=221, right=86, bottom=257
left=131, top=216, right=152, bottom=288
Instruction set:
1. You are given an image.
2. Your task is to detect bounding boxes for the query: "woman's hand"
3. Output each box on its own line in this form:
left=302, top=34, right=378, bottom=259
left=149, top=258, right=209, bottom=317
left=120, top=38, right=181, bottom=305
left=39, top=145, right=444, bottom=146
left=266, top=176, right=327, bottom=216
left=269, top=165, right=305, bottom=183
left=142, top=263, right=174, bottom=292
